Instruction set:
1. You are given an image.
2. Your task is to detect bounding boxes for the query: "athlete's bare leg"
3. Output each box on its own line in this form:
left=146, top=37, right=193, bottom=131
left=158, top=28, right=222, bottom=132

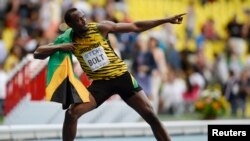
left=125, top=90, right=171, bottom=141
left=63, top=94, right=97, bottom=141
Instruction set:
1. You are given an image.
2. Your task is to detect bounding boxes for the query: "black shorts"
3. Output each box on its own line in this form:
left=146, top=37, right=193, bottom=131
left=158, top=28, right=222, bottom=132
left=87, top=71, right=142, bottom=107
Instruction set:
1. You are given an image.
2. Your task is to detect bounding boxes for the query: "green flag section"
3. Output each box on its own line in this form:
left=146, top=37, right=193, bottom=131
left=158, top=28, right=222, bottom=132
left=45, top=28, right=90, bottom=109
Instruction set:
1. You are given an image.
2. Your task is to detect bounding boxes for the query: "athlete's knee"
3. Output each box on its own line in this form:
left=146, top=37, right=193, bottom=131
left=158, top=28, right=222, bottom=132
left=141, top=104, right=157, bottom=119
left=142, top=108, right=161, bottom=128
left=66, top=102, right=97, bottom=120
left=65, top=108, right=79, bottom=121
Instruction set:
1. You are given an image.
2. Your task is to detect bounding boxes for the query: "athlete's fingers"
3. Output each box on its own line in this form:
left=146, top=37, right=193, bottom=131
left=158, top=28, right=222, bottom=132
left=73, top=43, right=80, bottom=46
left=70, top=45, right=76, bottom=51
left=178, top=17, right=183, bottom=22
left=177, top=13, right=187, bottom=17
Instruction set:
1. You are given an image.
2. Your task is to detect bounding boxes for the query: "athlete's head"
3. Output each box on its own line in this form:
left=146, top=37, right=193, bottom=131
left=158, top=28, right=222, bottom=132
left=64, top=8, right=87, bottom=33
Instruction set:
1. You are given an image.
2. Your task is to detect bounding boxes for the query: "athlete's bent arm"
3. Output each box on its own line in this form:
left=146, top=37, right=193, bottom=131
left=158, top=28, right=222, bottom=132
left=98, top=13, right=186, bottom=35
left=34, top=43, right=76, bottom=59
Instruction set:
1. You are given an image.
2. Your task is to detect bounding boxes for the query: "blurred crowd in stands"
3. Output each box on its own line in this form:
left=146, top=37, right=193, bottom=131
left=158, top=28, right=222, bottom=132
left=1, top=0, right=250, bottom=118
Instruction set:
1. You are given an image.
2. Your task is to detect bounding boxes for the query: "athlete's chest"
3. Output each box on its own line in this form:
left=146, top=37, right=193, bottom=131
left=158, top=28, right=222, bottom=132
left=73, top=36, right=111, bottom=72
left=73, top=28, right=106, bottom=49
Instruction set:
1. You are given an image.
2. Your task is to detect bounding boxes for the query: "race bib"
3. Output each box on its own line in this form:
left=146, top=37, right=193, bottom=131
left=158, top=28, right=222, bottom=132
left=82, top=46, right=110, bottom=71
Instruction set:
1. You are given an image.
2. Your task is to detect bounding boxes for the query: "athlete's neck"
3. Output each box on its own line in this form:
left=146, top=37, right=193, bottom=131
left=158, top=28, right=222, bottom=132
left=73, top=27, right=87, bottom=38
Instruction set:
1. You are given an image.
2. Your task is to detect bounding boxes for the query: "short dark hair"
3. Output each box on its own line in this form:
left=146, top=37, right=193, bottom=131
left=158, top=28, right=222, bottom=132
left=64, top=8, right=77, bottom=24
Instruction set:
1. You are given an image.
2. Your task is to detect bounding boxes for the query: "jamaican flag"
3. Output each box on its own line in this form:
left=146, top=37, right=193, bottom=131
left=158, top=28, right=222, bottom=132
left=45, top=28, right=90, bottom=109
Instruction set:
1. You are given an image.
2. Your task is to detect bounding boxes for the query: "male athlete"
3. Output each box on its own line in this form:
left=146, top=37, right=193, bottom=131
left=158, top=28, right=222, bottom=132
left=34, top=8, right=185, bottom=141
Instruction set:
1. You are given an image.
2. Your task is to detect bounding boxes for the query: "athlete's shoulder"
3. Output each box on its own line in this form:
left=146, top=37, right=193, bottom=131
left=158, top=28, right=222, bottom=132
left=87, top=22, right=98, bottom=27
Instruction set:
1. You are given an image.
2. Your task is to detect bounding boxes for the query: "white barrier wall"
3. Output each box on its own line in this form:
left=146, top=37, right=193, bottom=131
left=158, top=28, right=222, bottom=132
left=0, top=119, right=250, bottom=141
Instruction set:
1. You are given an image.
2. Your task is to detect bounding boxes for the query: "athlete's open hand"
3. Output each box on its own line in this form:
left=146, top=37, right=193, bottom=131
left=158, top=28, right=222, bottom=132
left=167, top=13, right=186, bottom=24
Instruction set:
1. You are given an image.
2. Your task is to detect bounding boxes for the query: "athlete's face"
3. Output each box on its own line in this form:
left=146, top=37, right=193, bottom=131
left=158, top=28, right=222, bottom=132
left=70, top=10, right=87, bottom=34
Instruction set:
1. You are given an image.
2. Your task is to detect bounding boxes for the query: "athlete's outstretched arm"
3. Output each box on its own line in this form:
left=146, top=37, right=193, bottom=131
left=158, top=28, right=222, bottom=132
left=98, top=13, right=186, bottom=35
left=34, top=43, right=76, bottom=59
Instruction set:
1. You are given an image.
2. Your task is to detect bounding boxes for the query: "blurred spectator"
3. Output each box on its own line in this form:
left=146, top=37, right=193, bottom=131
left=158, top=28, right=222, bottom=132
left=185, top=0, right=196, bottom=39
left=114, top=0, right=128, bottom=13
left=2, top=0, right=20, bottom=53
left=91, top=4, right=106, bottom=22
left=159, top=69, right=186, bottom=115
left=155, top=23, right=176, bottom=51
left=156, top=24, right=182, bottom=71
left=108, top=33, right=122, bottom=58
left=180, top=41, right=194, bottom=71
left=228, top=51, right=244, bottom=78
left=4, top=45, right=24, bottom=72
left=183, top=74, right=200, bottom=113
left=15, top=19, right=39, bottom=54
left=201, top=18, right=220, bottom=41
left=0, top=0, right=8, bottom=25
left=165, top=45, right=182, bottom=71
left=61, top=0, right=73, bottom=17
left=189, top=66, right=206, bottom=90
left=116, top=5, right=136, bottom=60
left=195, top=48, right=210, bottom=83
left=148, top=36, right=168, bottom=77
left=104, top=0, right=118, bottom=22
left=212, top=53, right=229, bottom=85
left=200, top=0, right=217, bottom=6
left=5, top=0, right=20, bottom=30
left=0, top=31, right=7, bottom=64
left=224, top=70, right=239, bottom=117
left=148, top=36, right=168, bottom=113
left=39, top=0, right=61, bottom=42
left=242, top=8, right=250, bottom=53
left=0, top=63, right=7, bottom=116
left=226, top=14, right=245, bottom=56
left=73, top=0, right=92, bottom=18
left=238, top=69, right=250, bottom=118
left=131, top=35, right=157, bottom=102
left=195, top=31, right=206, bottom=50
